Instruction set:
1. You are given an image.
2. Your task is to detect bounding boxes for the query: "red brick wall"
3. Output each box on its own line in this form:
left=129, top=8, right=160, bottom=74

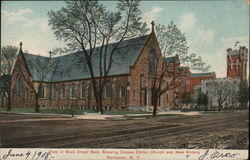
left=188, top=74, right=216, bottom=95
left=227, top=55, right=248, bottom=80
left=227, top=47, right=248, bottom=80
left=11, top=52, right=36, bottom=108
left=129, top=32, right=174, bottom=109
left=36, top=75, right=129, bottom=110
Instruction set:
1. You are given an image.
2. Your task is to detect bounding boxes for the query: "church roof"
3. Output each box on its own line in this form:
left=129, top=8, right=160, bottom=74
left=23, top=34, right=150, bottom=82
left=165, top=55, right=179, bottom=64
left=190, top=72, right=215, bottom=77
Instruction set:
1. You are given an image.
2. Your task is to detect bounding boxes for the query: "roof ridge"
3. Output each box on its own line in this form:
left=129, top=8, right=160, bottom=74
left=23, top=34, right=150, bottom=59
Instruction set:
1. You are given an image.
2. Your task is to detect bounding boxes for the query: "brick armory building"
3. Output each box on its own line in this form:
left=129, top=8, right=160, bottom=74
left=10, top=29, right=178, bottom=111
left=227, top=46, right=248, bottom=80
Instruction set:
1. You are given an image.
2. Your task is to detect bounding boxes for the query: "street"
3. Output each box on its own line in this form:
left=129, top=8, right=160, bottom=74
left=0, top=111, right=248, bottom=149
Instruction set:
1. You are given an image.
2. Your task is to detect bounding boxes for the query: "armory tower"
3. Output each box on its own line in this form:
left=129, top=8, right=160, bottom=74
left=227, top=46, right=248, bottom=80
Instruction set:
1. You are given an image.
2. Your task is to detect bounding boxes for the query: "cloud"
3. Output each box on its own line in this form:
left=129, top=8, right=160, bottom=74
left=193, top=28, right=215, bottom=45
left=220, top=36, right=249, bottom=48
left=20, top=18, right=65, bottom=56
left=178, top=12, right=197, bottom=32
left=1, top=8, right=66, bottom=57
left=1, top=8, right=33, bottom=24
left=178, top=12, right=215, bottom=48
left=143, top=7, right=163, bottom=26
left=200, top=36, right=249, bottom=78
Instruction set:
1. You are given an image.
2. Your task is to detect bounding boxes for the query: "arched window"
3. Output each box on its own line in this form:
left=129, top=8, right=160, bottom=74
left=80, top=83, right=86, bottom=99
left=61, top=84, right=66, bottom=99
left=120, top=86, right=126, bottom=98
left=51, top=86, right=56, bottom=99
left=38, top=84, right=45, bottom=98
left=149, top=50, right=157, bottom=75
left=16, top=76, right=22, bottom=96
left=24, top=88, right=28, bottom=99
left=105, top=81, right=112, bottom=98
left=70, top=83, right=76, bottom=99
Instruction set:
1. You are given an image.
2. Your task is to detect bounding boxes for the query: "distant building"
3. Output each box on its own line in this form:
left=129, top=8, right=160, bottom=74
left=227, top=46, right=248, bottom=80
left=196, top=46, right=249, bottom=110
left=188, top=72, right=216, bottom=95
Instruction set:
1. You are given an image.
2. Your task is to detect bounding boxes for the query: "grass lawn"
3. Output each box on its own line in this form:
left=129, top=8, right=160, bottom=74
left=0, top=107, right=95, bottom=115
left=0, top=107, right=150, bottom=115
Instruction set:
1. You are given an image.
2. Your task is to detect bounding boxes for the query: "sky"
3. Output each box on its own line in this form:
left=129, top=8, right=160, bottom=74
left=1, top=0, right=249, bottom=78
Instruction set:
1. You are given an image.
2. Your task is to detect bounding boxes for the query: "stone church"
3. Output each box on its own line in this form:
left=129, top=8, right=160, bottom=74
left=10, top=27, right=178, bottom=111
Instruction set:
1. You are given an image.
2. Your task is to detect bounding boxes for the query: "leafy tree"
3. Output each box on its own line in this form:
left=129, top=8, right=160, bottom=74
left=182, top=92, right=193, bottom=105
left=155, top=22, right=210, bottom=72
left=48, top=0, right=147, bottom=113
left=197, top=92, right=208, bottom=111
left=238, top=80, right=249, bottom=109
left=0, top=45, right=18, bottom=75
left=0, top=45, right=18, bottom=110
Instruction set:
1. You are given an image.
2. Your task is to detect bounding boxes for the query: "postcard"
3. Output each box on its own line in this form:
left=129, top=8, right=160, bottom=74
left=0, top=0, right=249, bottom=160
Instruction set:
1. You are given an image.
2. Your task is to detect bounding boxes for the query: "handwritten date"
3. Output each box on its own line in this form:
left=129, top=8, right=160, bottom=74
left=2, top=149, right=54, bottom=160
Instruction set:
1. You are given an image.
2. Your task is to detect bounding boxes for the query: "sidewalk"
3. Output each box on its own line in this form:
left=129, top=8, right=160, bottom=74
left=1, top=110, right=201, bottom=121
left=75, top=111, right=201, bottom=120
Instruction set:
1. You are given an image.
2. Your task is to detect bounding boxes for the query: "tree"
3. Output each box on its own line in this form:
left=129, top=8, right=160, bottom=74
left=155, top=22, right=210, bottom=72
left=0, top=45, right=18, bottom=75
left=150, top=45, right=186, bottom=116
left=238, top=80, right=249, bottom=110
left=48, top=0, right=147, bottom=113
left=197, top=93, right=208, bottom=111
left=182, top=92, right=193, bottom=106
left=214, top=81, right=233, bottom=112
left=0, top=45, right=18, bottom=110
left=150, top=21, right=209, bottom=116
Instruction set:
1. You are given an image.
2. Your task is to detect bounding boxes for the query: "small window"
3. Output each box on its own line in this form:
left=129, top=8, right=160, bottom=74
left=24, top=88, right=28, bottom=99
left=70, top=83, right=76, bottom=99
left=105, top=81, right=112, bottom=98
left=51, top=87, right=56, bottom=99
left=120, top=87, right=126, bottom=98
left=16, top=76, right=22, bottom=96
left=149, top=50, right=157, bottom=75
left=80, top=83, right=86, bottom=99
left=61, top=84, right=66, bottom=99
left=38, top=84, right=45, bottom=98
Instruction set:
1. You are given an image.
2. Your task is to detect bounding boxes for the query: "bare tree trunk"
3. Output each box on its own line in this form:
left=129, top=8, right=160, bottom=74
left=7, top=81, right=11, bottom=111
left=153, top=103, right=157, bottom=117
left=152, top=93, right=158, bottom=117
left=99, top=94, right=103, bottom=114
left=35, top=94, right=39, bottom=113
left=218, top=103, right=221, bottom=112
left=7, top=96, right=11, bottom=111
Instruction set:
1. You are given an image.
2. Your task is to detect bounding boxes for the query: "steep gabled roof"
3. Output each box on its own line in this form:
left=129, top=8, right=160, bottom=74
left=23, top=34, right=150, bottom=82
